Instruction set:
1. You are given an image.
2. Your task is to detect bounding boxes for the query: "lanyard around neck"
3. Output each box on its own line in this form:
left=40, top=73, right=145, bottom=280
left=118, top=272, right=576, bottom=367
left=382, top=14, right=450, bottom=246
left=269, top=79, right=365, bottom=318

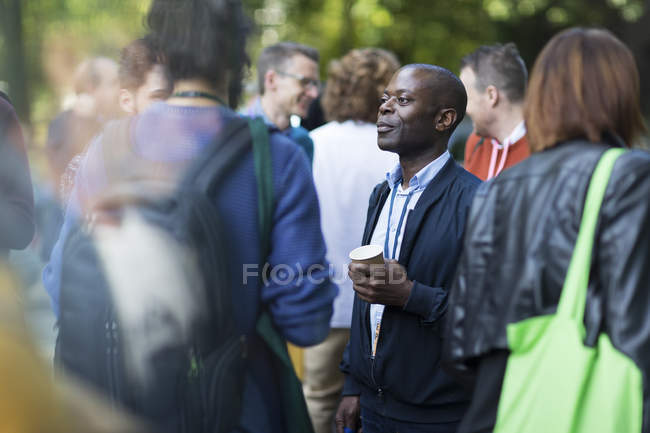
left=384, top=181, right=414, bottom=260
left=172, top=91, right=227, bottom=107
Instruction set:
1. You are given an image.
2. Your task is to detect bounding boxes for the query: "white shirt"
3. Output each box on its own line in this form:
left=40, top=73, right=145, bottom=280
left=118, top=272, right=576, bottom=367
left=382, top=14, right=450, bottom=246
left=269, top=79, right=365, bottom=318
left=367, top=151, right=451, bottom=352
left=311, top=120, right=398, bottom=328
left=487, top=121, right=526, bottom=179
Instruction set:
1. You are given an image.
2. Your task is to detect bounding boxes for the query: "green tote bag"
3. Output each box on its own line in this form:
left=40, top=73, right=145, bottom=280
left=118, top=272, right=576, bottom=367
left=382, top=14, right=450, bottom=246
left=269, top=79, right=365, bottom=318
left=493, top=148, right=643, bottom=433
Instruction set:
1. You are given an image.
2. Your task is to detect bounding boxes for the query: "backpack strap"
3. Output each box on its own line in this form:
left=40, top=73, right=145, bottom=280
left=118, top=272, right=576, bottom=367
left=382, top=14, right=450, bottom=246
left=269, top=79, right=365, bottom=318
left=250, top=117, right=315, bottom=433
left=249, top=117, right=273, bottom=258
left=557, top=148, right=625, bottom=324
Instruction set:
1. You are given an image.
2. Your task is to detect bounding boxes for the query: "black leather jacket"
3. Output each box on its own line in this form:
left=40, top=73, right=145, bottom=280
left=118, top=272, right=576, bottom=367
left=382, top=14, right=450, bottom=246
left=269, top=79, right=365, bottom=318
left=445, top=138, right=650, bottom=431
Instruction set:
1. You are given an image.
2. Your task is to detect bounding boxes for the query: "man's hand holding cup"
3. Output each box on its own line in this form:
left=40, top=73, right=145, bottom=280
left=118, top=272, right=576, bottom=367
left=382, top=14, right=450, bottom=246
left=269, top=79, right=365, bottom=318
left=348, top=245, right=413, bottom=307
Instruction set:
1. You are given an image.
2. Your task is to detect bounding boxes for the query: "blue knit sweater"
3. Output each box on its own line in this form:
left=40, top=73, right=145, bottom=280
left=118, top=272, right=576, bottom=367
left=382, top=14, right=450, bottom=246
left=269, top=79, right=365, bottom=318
left=43, top=102, right=336, bottom=431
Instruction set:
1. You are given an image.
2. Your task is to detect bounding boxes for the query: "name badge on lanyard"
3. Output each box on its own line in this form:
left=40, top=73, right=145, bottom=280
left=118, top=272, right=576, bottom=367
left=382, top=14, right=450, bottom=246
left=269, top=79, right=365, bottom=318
left=372, top=182, right=413, bottom=357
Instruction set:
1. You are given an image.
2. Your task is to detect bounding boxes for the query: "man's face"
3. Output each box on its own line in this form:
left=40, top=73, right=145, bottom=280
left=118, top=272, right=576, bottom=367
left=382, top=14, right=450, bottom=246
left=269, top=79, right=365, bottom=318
left=93, top=60, right=121, bottom=120
left=271, top=54, right=320, bottom=119
left=120, top=64, right=171, bottom=115
left=459, top=66, right=492, bottom=137
left=376, top=68, right=437, bottom=156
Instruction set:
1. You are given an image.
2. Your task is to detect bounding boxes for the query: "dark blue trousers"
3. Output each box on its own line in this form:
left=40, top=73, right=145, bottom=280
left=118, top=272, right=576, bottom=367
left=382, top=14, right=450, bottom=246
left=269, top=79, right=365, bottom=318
left=361, top=407, right=459, bottom=433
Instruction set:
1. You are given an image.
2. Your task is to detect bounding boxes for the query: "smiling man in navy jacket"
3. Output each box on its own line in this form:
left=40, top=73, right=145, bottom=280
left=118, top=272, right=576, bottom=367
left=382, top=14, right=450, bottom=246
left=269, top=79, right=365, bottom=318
left=335, top=64, right=481, bottom=433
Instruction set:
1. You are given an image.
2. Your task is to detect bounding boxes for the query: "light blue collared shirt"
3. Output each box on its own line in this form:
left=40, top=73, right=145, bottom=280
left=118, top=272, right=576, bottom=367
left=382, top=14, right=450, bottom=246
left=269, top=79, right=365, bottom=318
left=371, top=150, right=451, bottom=261
left=367, top=150, right=450, bottom=351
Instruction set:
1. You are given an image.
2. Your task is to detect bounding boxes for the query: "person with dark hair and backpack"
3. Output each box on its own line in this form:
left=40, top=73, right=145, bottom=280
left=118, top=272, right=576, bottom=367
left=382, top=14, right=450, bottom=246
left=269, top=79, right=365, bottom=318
left=43, top=0, right=337, bottom=431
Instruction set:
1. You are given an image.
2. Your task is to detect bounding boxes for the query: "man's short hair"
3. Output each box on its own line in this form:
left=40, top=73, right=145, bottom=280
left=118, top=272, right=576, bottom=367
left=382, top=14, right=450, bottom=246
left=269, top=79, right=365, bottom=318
left=322, top=48, right=399, bottom=124
left=257, top=42, right=319, bottom=94
left=119, top=37, right=169, bottom=92
left=403, top=64, right=467, bottom=135
left=460, top=42, right=527, bottom=103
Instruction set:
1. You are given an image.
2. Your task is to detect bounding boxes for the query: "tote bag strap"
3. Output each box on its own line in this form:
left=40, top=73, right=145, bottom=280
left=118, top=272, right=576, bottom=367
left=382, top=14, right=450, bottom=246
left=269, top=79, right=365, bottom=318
left=557, top=148, right=625, bottom=324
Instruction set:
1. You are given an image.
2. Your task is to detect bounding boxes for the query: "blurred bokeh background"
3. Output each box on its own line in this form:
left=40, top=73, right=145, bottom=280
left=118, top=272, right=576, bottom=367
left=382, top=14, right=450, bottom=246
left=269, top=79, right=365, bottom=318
left=1, top=0, right=649, bottom=148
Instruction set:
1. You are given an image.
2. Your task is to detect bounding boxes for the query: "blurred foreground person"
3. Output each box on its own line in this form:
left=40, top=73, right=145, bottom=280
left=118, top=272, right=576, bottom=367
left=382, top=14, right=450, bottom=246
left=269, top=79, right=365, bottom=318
left=0, top=92, right=34, bottom=257
left=0, top=266, right=68, bottom=433
left=0, top=265, right=146, bottom=433
left=38, top=43, right=170, bottom=263
left=37, top=58, right=119, bottom=262
left=44, top=39, right=171, bottom=291
left=337, top=65, right=481, bottom=433
left=46, top=0, right=336, bottom=431
left=46, top=57, right=119, bottom=187
left=307, top=47, right=399, bottom=433
left=61, top=38, right=171, bottom=201
left=446, top=28, right=650, bottom=433
left=56, top=37, right=172, bottom=202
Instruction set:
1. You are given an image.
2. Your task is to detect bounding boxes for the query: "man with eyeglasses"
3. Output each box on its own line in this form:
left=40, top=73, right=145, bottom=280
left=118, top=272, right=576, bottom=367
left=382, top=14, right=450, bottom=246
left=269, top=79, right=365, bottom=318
left=245, top=41, right=321, bottom=163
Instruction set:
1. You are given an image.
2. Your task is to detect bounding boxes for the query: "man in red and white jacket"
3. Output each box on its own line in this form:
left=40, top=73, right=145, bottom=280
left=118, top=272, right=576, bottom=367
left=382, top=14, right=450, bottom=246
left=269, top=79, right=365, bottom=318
left=460, top=43, right=530, bottom=181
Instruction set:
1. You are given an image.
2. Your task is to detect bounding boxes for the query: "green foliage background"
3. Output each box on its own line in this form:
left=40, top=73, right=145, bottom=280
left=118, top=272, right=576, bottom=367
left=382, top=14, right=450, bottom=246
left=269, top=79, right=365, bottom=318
left=1, top=0, right=649, bottom=146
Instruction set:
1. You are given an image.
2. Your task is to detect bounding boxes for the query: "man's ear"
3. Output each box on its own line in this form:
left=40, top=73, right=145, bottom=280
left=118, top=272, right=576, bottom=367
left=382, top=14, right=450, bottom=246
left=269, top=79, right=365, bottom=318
left=434, top=108, right=457, bottom=132
left=263, top=70, right=277, bottom=94
left=486, top=85, right=499, bottom=108
left=118, top=89, right=136, bottom=115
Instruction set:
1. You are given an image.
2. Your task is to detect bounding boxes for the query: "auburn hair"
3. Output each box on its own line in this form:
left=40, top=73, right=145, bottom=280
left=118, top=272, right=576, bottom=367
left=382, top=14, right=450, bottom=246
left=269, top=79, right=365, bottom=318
left=525, top=28, right=646, bottom=152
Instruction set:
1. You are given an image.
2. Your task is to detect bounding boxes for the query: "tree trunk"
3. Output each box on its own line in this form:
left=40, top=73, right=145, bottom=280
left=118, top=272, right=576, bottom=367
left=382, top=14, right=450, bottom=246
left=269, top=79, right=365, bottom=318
left=338, top=0, right=356, bottom=55
left=0, top=0, right=30, bottom=125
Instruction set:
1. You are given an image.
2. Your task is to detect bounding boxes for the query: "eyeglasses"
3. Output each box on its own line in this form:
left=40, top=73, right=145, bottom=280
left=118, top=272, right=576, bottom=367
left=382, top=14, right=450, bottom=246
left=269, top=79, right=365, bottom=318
left=276, top=70, right=321, bottom=90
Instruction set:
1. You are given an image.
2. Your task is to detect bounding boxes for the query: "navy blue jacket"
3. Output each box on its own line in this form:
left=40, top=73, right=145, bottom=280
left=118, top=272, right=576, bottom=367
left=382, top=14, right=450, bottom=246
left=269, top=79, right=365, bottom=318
left=341, top=157, right=481, bottom=424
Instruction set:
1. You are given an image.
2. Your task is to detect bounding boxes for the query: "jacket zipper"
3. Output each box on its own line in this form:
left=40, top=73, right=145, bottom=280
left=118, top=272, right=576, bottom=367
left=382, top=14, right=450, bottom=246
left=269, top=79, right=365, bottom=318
left=111, top=319, right=121, bottom=403
left=370, top=338, right=383, bottom=399
left=366, top=303, right=383, bottom=398
left=106, top=316, right=117, bottom=404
